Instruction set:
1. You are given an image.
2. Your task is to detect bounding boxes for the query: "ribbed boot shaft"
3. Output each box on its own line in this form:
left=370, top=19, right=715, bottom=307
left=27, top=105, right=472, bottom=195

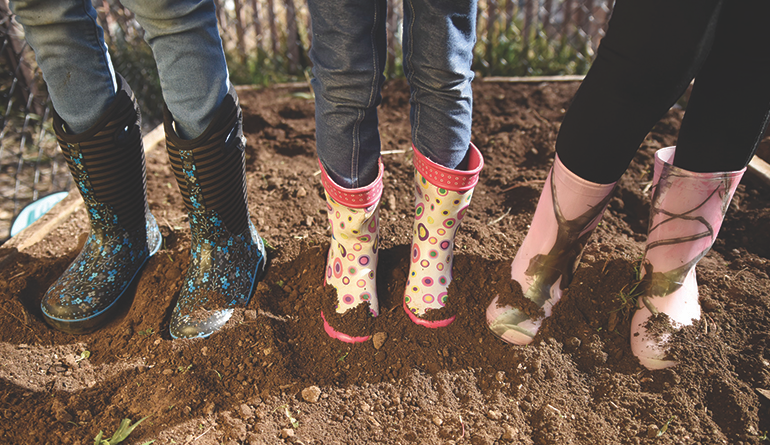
left=164, top=89, right=249, bottom=235
left=53, top=76, right=148, bottom=232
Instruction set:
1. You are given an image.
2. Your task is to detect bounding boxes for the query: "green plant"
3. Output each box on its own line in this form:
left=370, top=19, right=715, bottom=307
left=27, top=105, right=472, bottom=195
left=284, top=406, right=299, bottom=428
left=611, top=259, right=645, bottom=318
left=76, top=350, right=91, bottom=363
left=656, top=415, right=676, bottom=437
left=473, top=21, right=593, bottom=77
left=93, top=416, right=152, bottom=445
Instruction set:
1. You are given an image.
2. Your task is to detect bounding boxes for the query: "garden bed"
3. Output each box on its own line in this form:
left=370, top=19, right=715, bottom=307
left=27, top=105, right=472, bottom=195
left=1, top=80, right=769, bottom=444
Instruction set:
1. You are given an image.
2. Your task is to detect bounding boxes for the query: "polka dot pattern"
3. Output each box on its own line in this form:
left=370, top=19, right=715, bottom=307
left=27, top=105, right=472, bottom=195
left=324, top=190, right=381, bottom=316
left=404, top=168, right=477, bottom=320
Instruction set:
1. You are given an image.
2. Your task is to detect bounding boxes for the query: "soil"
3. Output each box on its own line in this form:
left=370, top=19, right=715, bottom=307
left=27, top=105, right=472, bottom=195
left=1, top=80, right=770, bottom=445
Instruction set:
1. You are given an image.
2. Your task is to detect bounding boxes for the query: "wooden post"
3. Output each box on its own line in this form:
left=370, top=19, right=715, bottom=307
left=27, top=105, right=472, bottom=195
left=284, top=0, right=299, bottom=74
left=267, top=0, right=279, bottom=59
left=234, top=0, right=247, bottom=63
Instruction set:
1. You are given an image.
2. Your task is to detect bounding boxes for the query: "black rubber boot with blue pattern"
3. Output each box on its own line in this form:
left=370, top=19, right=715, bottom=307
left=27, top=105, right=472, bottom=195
left=164, top=85, right=266, bottom=339
left=42, top=75, right=162, bottom=334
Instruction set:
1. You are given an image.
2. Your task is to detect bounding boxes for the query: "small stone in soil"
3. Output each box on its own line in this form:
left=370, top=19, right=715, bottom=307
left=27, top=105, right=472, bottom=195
left=280, top=428, right=295, bottom=439
left=501, top=425, right=518, bottom=440
left=487, top=410, right=502, bottom=420
left=301, top=386, right=321, bottom=403
left=373, top=332, right=388, bottom=349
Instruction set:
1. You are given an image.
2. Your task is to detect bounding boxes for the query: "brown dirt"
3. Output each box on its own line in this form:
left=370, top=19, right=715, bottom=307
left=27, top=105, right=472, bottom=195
left=1, top=80, right=770, bottom=445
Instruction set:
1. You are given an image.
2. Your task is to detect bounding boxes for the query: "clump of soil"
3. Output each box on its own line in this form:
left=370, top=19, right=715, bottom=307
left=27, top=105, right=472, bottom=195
left=1, top=80, right=769, bottom=444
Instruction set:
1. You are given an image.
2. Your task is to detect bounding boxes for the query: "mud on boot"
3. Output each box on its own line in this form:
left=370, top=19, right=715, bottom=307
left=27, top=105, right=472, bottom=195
left=631, top=147, right=745, bottom=370
left=165, top=85, right=266, bottom=339
left=318, top=159, right=384, bottom=343
left=403, top=144, right=483, bottom=328
left=486, top=155, right=616, bottom=345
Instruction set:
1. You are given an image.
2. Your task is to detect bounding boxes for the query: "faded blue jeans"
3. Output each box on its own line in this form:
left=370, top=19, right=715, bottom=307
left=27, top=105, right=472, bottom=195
left=10, top=0, right=229, bottom=139
left=309, top=0, right=477, bottom=188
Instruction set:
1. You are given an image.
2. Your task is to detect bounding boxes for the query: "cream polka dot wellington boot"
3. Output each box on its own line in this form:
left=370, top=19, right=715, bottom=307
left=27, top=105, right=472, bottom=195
left=319, top=159, right=384, bottom=343
left=403, top=144, right=483, bottom=327
left=486, top=155, right=616, bottom=345
left=631, top=147, right=745, bottom=370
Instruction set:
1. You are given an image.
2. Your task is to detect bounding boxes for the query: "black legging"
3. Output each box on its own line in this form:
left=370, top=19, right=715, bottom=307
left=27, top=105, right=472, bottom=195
left=556, top=0, right=770, bottom=184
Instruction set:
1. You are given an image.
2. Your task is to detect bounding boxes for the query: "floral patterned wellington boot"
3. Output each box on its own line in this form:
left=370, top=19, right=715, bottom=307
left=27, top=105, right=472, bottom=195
left=164, top=85, right=266, bottom=339
left=631, top=147, right=745, bottom=370
left=486, top=155, right=616, bottom=345
left=403, top=144, right=484, bottom=327
left=42, top=75, right=162, bottom=334
left=319, top=159, right=384, bottom=343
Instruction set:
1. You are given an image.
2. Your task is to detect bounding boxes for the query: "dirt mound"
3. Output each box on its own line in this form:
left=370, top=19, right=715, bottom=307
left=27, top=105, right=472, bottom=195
left=1, top=80, right=769, bottom=444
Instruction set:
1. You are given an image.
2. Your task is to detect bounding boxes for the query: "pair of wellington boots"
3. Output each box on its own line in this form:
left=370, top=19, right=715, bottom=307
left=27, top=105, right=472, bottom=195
left=319, top=145, right=484, bottom=343
left=41, top=75, right=266, bottom=338
left=486, top=147, right=744, bottom=369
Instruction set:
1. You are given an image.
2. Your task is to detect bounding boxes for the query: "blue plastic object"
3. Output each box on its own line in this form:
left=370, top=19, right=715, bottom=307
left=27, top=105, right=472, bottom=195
left=10, top=191, right=69, bottom=237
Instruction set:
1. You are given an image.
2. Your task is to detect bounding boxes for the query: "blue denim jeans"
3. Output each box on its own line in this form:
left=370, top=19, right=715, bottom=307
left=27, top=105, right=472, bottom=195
left=10, top=0, right=229, bottom=139
left=309, top=0, right=477, bottom=188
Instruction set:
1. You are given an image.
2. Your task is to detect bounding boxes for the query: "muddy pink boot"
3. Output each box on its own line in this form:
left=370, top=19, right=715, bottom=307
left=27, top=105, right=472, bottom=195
left=486, top=155, right=616, bottom=345
left=631, top=147, right=745, bottom=370
left=319, top=160, right=384, bottom=343
left=403, top=144, right=484, bottom=327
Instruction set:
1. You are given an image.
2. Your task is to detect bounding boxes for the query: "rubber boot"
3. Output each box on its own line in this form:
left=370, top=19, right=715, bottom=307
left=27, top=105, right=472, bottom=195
left=164, top=85, right=266, bottom=339
left=486, top=155, right=616, bottom=345
left=42, top=75, right=162, bottom=334
left=631, top=147, right=744, bottom=370
left=403, top=144, right=483, bottom=327
left=319, top=159, right=384, bottom=343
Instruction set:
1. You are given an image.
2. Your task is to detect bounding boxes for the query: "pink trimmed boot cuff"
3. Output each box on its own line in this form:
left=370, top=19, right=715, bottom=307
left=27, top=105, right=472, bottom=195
left=412, top=143, right=484, bottom=192
left=319, top=158, right=384, bottom=208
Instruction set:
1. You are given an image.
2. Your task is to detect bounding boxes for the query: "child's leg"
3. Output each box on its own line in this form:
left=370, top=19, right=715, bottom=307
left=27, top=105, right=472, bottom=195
left=120, top=0, right=265, bottom=338
left=42, top=75, right=162, bottom=334
left=674, top=0, right=770, bottom=172
left=10, top=0, right=118, bottom=132
left=400, top=0, right=482, bottom=326
left=402, top=0, right=476, bottom=169
left=308, top=0, right=387, bottom=188
left=631, top=148, right=744, bottom=369
left=632, top=0, right=770, bottom=369
left=120, top=0, right=230, bottom=139
left=164, top=86, right=267, bottom=339
left=487, top=0, right=725, bottom=345
left=308, top=0, right=388, bottom=342
left=556, top=0, right=723, bottom=184
left=11, top=1, right=161, bottom=332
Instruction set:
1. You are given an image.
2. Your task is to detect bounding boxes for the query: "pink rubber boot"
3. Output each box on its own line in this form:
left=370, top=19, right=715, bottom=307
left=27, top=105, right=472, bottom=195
left=631, top=147, right=745, bottom=370
left=319, top=160, right=384, bottom=343
left=403, top=144, right=484, bottom=327
left=486, top=155, right=616, bottom=345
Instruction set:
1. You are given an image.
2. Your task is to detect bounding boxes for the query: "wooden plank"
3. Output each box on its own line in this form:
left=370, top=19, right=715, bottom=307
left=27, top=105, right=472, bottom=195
left=482, top=75, right=585, bottom=83
left=0, top=123, right=166, bottom=264
left=747, top=155, right=770, bottom=189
